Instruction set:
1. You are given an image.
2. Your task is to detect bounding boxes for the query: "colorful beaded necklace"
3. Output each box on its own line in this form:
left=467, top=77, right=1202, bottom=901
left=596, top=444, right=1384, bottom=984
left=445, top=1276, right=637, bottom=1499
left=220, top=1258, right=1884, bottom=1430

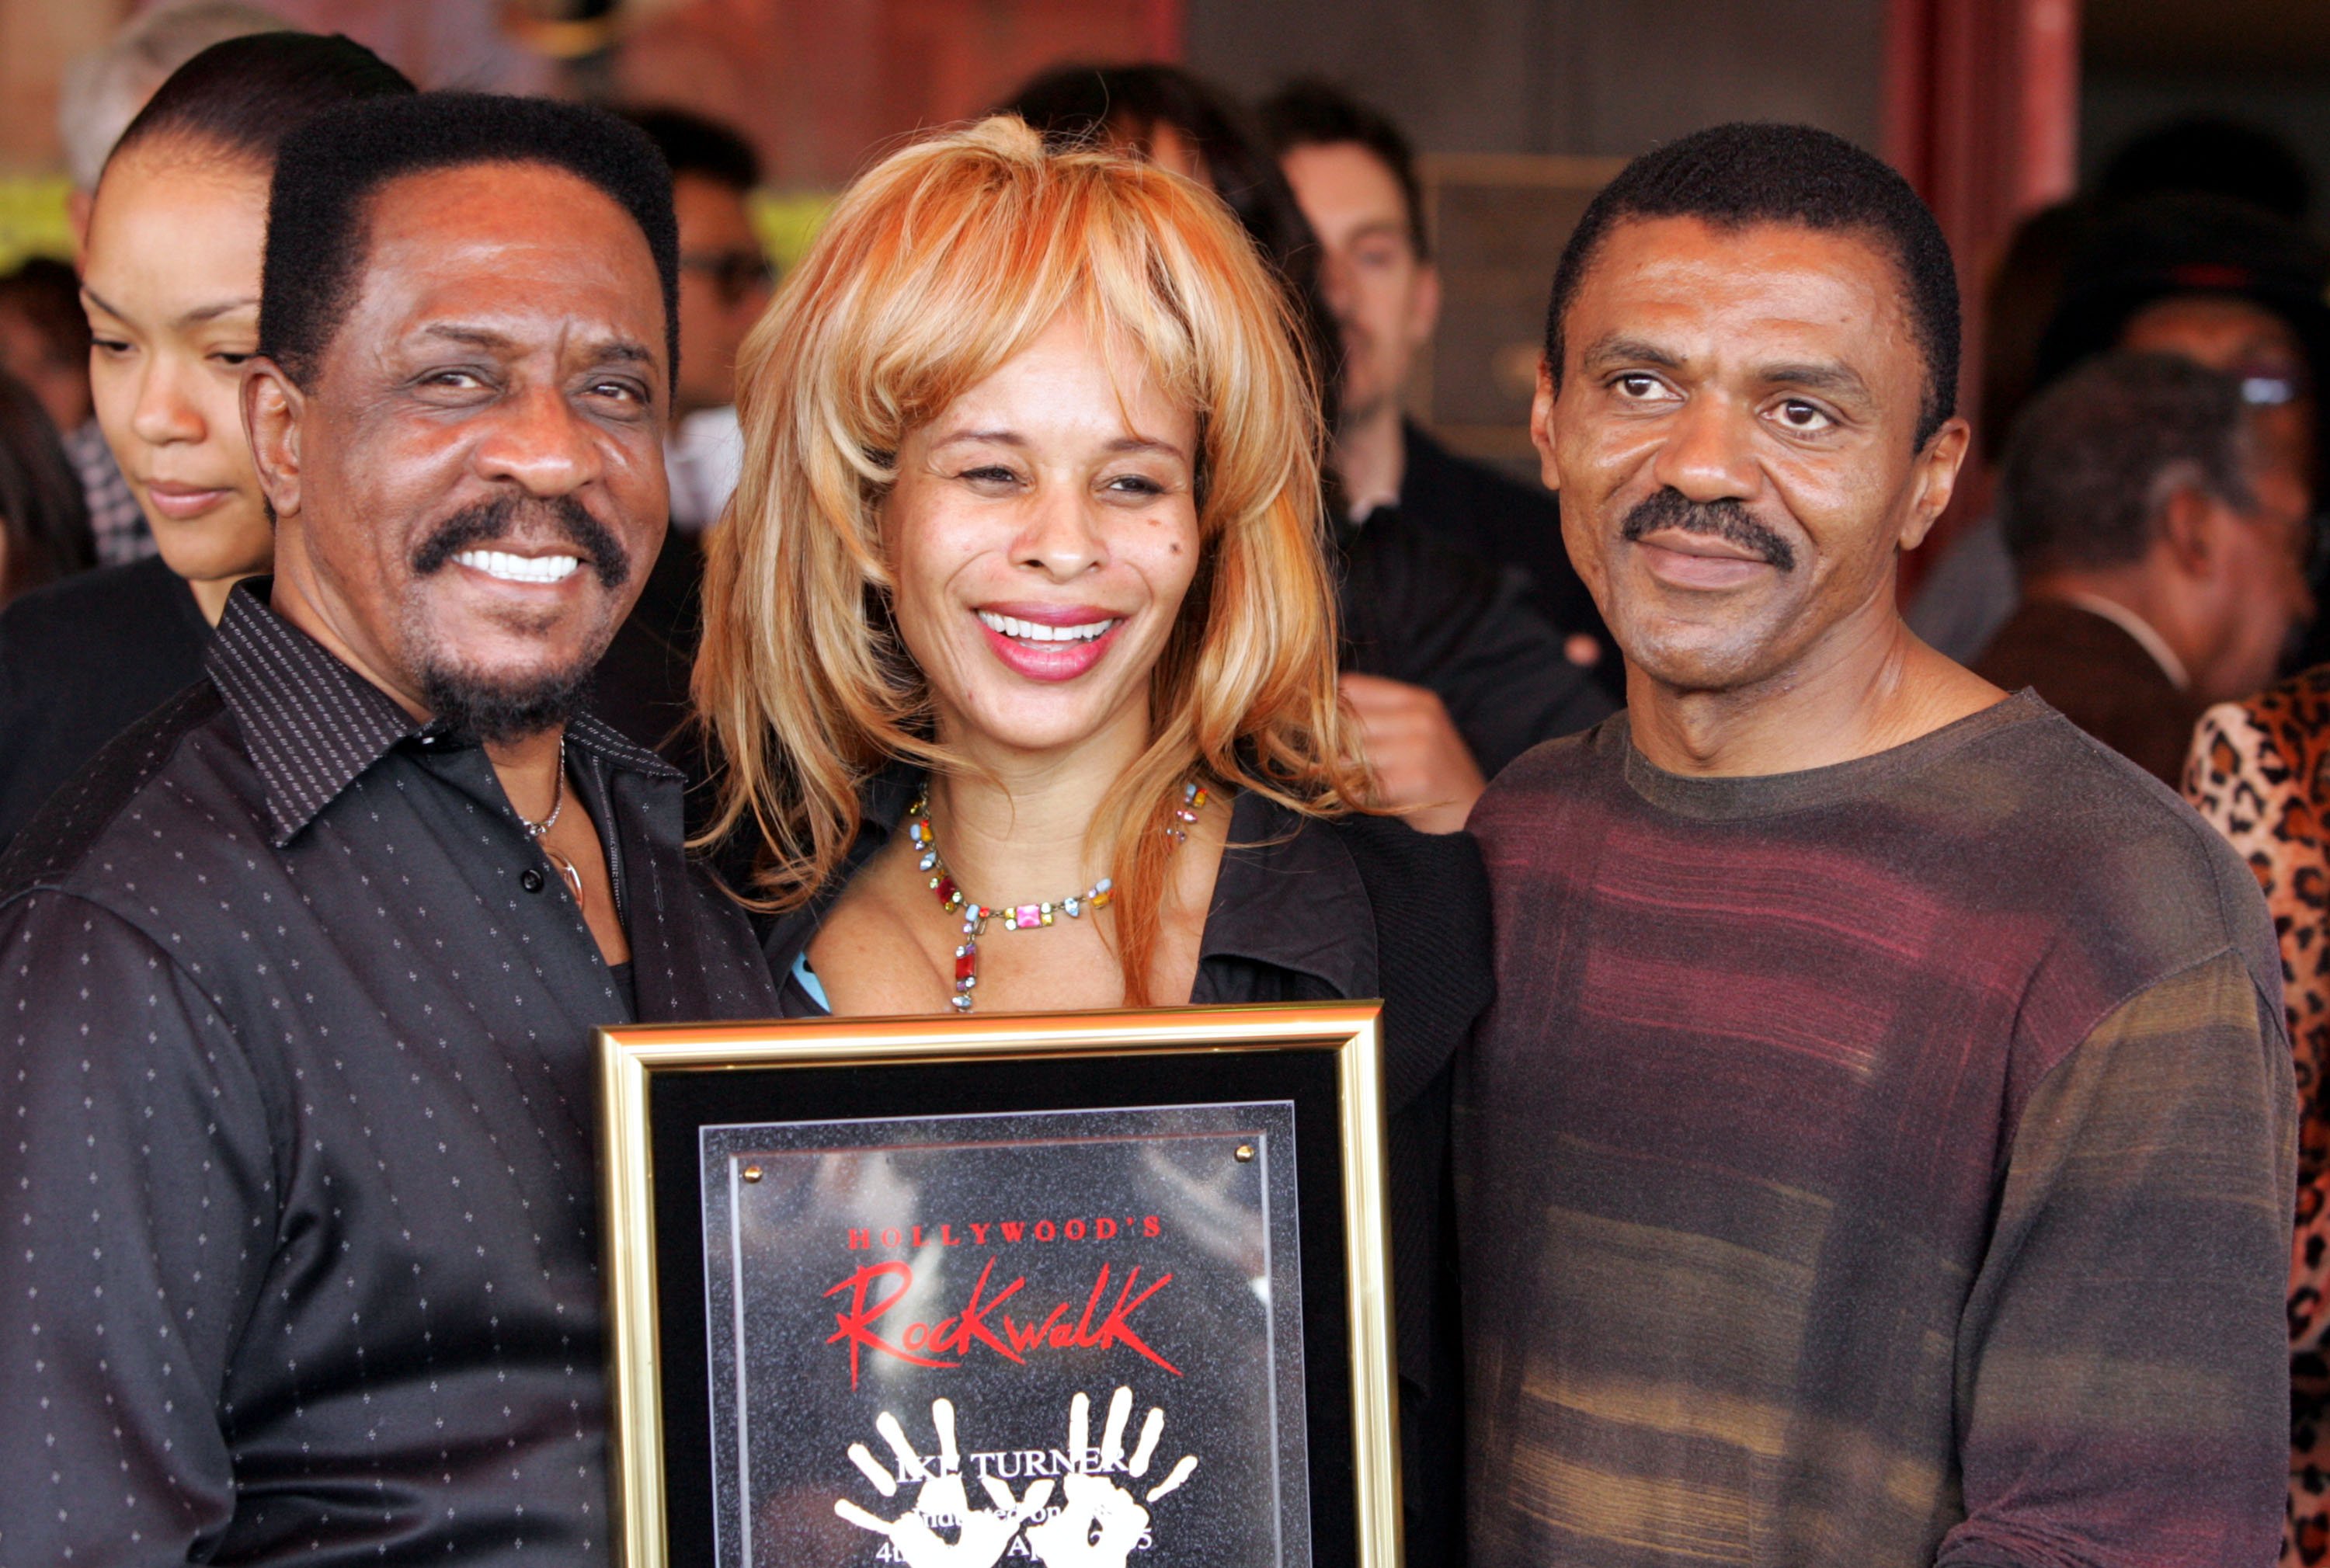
left=908, top=780, right=1208, bottom=1012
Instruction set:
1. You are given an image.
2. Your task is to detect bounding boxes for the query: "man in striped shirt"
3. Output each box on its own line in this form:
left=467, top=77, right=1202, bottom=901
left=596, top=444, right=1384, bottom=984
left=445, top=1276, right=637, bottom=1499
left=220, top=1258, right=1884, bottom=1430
left=1462, top=123, right=2295, bottom=1566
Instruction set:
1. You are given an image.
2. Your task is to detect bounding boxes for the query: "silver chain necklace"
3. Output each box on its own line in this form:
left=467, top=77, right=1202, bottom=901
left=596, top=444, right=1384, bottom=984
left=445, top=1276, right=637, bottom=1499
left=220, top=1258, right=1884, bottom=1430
left=513, top=737, right=582, bottom=899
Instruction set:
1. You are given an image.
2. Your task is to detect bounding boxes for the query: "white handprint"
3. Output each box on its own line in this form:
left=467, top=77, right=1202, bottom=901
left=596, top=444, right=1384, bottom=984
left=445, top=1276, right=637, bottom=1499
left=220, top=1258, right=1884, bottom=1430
left=833, top=1398, right=1054, bottom=1568
left=1023, top=1387, right=1198, bottom=1568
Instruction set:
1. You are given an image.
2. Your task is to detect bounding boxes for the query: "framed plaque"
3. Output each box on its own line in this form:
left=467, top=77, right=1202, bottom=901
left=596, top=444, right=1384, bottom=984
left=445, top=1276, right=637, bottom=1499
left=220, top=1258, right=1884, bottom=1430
left=598, top=1002, right=1398, bottom=1568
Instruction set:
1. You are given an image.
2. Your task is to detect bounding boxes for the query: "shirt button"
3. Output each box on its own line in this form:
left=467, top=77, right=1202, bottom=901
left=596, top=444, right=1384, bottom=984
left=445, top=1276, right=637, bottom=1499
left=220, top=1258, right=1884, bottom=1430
left=521, top=867, right=546, bottom=894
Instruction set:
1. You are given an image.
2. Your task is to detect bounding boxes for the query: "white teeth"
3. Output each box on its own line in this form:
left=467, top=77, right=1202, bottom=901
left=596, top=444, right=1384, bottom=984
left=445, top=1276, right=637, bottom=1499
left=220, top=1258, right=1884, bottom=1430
left=978, top=610, right=1117, bottom=644
left=454, top=549, right=580, bottom=585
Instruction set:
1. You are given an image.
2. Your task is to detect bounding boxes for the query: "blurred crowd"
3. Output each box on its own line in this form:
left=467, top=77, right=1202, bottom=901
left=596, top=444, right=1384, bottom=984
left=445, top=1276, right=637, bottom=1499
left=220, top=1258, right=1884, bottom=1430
left=0, top=3, right=1625, bottom=847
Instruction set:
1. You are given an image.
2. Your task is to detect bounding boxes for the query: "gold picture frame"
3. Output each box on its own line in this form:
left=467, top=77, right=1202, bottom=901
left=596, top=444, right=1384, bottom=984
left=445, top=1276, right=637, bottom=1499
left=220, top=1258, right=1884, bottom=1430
left=599, top=1000, right=1400, bottom=1568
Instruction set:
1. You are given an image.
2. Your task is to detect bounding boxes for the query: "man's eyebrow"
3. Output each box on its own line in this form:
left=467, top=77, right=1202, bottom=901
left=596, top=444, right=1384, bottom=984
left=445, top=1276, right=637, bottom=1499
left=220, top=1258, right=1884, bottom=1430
left=1578, top=335, right=1685, bottom=371
left=415, top=324, right=656, bottom=367
left=1758, top=360, right=1874, bottom=402
left=417, top=324, right=519, bottom=353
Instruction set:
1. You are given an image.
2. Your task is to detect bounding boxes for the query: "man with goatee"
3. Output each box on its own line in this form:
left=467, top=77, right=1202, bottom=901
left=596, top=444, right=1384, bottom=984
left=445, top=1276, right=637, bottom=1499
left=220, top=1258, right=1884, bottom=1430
left=0, top=93, right=777, bottom=1562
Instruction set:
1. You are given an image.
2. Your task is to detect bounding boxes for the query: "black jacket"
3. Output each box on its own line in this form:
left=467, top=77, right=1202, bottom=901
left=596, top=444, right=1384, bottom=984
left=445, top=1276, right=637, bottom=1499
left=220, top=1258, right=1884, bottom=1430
left=1396, top=422, right=1623, bottom=698
left=0, top=555, right=210, bottom=851
left=587, top=527, right=707, bottom=774
left=1337, top=499, right=1613, bottom=778
left=760, top=774, right=1491, bottom=1567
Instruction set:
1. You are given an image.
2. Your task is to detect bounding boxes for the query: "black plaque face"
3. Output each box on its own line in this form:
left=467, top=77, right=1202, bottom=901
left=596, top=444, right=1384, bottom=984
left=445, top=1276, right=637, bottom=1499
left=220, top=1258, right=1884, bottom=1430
left=697, top=1102, right=1309, bottom=1568
left=619, top=1022, right=1380, bottom=1568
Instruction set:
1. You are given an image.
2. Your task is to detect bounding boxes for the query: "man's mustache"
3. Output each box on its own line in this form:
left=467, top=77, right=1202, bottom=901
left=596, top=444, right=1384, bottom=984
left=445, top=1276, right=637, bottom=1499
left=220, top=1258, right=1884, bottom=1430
left=410, top=494, right=631, bottom=589
left=1620, top=488, right=1797, bottom=572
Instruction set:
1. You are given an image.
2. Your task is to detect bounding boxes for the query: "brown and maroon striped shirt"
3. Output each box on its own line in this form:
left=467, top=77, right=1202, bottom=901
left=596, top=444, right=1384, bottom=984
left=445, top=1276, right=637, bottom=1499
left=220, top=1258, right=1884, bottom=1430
left=1462, top=693, right=2296, bottom=1567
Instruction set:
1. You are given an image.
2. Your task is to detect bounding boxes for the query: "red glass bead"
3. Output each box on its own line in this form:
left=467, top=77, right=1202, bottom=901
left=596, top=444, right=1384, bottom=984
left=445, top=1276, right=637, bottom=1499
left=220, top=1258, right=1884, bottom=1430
left=934, top=874, right=956, bottom=906
left=955, top=944, right=977, bottom=982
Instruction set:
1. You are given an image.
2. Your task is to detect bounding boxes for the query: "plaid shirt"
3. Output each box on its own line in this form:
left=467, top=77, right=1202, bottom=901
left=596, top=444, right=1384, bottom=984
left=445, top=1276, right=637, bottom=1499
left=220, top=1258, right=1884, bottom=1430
left=61, top=419, right=153, bottom=566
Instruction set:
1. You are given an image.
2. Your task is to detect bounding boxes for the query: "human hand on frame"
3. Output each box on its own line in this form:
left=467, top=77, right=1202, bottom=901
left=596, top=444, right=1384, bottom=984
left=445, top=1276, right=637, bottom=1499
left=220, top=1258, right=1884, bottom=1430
left=833, top=1399, right=1052, bottom=1568
left=1023, top=1386, right=1197, bottom=1568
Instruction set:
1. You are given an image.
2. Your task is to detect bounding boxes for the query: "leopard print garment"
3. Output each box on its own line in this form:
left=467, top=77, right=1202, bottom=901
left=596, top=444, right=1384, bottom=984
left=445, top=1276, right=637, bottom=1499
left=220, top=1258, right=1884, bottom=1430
left=2189, top=671, right=2330, bottom=1567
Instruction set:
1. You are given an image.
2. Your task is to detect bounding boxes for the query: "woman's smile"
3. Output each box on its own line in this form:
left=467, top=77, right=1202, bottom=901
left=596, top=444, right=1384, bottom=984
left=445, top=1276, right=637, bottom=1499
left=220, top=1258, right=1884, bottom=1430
left=975, top=602, right=1126, bottom=681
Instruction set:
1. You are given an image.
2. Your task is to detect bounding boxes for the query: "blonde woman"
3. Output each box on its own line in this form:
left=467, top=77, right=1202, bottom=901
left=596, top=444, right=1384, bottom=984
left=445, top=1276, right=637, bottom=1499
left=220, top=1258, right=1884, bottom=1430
left=696, top=117, right=1483, bottom=1566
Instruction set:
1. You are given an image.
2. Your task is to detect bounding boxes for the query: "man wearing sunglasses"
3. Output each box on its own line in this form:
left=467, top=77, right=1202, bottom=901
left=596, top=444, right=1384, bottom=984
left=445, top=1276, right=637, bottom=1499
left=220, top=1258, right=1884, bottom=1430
left=623, top=107, right=774, bottom=534
left=1974, top=351, right=2317, bottom=785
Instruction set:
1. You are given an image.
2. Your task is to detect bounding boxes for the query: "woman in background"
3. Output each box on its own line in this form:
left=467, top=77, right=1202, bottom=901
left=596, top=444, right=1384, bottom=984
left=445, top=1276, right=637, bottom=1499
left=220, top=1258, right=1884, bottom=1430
left=0, top=32, right=411, bottom=849
left=0, top=371, right=93, bottom=607
left=696, top=116, right=1483, bottom=1566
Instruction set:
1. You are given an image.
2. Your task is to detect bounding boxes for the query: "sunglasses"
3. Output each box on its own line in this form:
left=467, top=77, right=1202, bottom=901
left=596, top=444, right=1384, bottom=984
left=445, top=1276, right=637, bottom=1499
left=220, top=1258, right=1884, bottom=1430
left=681, top=249, right=776, bottom=307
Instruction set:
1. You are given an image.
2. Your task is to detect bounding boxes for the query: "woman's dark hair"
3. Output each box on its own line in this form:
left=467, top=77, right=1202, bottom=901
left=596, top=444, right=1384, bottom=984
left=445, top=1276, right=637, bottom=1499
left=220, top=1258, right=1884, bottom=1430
left=0, top=258, right=91, bottom=378
left=0, top=373, right=96, bottom=602
left=1001, top=63, right=1344, bottom=440
left=104, top=30, right=413, bottom=179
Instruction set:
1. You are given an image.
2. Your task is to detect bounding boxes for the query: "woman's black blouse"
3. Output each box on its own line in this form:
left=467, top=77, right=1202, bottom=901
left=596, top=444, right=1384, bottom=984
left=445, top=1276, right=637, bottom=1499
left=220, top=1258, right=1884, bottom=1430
left=758, top=773, right=1494, bottom=1568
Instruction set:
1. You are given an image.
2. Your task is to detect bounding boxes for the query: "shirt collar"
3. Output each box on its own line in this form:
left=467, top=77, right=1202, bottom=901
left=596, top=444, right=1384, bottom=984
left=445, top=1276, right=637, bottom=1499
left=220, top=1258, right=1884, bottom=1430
left=2058, top=590, right=2193, bottom=691
left=205, top=579, right=681, bottom=848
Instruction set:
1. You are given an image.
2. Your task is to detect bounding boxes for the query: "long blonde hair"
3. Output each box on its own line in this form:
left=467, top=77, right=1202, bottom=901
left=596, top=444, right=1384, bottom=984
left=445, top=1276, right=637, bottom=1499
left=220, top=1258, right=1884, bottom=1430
left=694, top=116, right=1370, bottom=1003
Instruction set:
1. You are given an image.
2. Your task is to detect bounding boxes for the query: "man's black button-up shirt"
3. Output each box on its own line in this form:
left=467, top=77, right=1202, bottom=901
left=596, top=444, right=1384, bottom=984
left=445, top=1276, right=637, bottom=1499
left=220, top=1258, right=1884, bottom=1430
left=0, top=582, right=780, bottom=1564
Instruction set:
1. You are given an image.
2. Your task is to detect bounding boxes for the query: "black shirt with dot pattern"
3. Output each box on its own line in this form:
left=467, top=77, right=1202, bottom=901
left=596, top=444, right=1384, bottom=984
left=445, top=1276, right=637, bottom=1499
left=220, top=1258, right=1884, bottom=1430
left=0, top=581, right=779, bottom=1563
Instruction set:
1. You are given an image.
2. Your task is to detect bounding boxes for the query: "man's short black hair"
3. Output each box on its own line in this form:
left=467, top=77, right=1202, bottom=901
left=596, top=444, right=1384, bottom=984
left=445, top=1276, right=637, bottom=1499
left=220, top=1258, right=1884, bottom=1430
left=2036, top=193, right=2330, bottom=391
left=108, top=31, right=412, bottom=176
left=1545, top=122, right=1961, bottom=449
left=2099, top=115, right=2311, bottom=225
left=2000, top=351, right=2258, bottom=573
left=1259, top=79, right=1428, bottom=259
left=259, top=92, right=680, bottom=393
left=620, top=105, right=760, bottom=193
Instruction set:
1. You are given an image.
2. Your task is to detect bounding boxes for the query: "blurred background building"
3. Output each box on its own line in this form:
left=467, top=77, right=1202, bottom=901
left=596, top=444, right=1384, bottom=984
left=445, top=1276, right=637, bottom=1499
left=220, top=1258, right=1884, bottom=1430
left=0, top=0, right=2321, bottom=580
